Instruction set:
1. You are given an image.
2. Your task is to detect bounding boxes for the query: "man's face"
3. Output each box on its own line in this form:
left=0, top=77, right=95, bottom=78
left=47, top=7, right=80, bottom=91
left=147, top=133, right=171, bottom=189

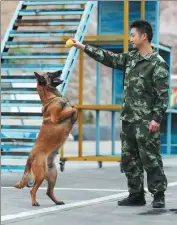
left=130, top=28, right=147, bottom=49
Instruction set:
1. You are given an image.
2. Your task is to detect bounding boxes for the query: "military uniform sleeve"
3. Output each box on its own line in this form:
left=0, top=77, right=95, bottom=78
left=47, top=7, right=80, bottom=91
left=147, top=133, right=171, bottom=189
left=152, top=62, right=169, bottom=124
left=84, top=44, right=127, bottom=70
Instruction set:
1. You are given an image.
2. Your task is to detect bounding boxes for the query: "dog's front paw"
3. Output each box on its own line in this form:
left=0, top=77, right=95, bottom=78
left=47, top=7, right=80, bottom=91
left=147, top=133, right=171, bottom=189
left=56, top=201, right=65, bottom=205
left=32, top=202, right=40, bottom=206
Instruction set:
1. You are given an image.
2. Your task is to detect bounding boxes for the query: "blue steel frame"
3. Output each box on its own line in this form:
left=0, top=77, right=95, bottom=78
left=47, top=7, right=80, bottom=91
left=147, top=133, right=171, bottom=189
left=1, top=1, right=26, bottom=144
left=1, top=1, right=24, bottom=55
left=1, top=1, right=96, bottom=160
left=1, top=1, right=176, bottom=171
left=152, top=1, right=176, bottom=154
left=96, top=63, right=101, bottom=156
left=96, top=1, right=176, bottom=156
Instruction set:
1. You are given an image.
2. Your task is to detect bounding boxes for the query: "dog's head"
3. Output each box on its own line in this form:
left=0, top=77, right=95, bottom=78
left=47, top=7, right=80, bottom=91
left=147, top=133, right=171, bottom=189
left=34, top=70, right=63, bottom=88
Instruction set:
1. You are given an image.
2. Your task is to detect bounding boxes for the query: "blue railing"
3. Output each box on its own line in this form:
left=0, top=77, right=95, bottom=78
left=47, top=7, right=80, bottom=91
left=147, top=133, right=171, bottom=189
left=60, top=1, right=96, bottom=94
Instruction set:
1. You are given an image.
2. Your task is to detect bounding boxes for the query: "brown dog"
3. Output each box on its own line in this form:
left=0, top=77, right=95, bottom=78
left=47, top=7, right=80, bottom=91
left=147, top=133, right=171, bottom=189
left=14, top=71, right=78, bottom=206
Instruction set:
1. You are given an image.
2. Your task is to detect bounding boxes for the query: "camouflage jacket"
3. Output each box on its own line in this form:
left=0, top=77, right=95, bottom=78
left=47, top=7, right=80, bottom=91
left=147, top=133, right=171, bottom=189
left=84, top=44, right=169, bottom=123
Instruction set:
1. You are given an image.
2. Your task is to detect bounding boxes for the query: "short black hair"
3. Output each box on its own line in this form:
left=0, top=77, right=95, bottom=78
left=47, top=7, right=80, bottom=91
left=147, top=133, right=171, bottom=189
left=130, top=20, right=153, bottom=42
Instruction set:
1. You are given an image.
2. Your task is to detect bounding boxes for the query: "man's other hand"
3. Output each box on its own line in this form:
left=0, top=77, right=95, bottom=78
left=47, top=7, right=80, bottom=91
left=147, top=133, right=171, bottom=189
left=149, top=120, right=160, bottom=132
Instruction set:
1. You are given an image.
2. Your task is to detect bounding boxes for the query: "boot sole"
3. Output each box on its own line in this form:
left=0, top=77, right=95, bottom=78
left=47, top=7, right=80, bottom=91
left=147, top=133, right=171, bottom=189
left=118, top=202, right=146, bottom=206
left=152, top=205, right=165, bottom=208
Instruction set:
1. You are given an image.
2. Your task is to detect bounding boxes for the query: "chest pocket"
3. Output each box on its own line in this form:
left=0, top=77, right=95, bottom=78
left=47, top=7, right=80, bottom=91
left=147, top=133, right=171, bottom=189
left=126, top=68, right=154, bottom=99
left=138, top=66, right=155, bottom=96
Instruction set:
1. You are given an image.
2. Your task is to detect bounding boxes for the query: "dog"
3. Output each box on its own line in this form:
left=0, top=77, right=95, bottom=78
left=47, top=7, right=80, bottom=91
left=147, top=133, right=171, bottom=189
left=14, top=70, right=78, bottom=206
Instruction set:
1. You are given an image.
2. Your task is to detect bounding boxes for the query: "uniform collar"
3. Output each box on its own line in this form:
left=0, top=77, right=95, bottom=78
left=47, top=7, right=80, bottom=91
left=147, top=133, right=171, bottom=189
left=136, top=47, right=157, bottom=61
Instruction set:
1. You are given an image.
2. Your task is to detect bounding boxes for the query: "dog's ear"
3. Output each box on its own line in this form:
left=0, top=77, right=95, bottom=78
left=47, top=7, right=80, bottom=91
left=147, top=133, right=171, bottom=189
left=34, top=72, right=41, bottom=80
left=55, top=70, right=62, bottom=77
left=48, top=70, right=62, bottom=78
left=34, top=72, right=46, bottom=84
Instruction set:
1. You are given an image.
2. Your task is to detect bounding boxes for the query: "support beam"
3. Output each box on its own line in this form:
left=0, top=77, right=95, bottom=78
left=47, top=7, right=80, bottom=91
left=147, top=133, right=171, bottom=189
left=124, top=1, right=129, bottom=52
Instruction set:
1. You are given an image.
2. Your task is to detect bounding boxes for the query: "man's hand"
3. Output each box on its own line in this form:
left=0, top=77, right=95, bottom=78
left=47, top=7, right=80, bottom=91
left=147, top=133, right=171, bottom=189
left=71, top=39, right=85, bottom=50
left=149, top=120, right=160, bottom=132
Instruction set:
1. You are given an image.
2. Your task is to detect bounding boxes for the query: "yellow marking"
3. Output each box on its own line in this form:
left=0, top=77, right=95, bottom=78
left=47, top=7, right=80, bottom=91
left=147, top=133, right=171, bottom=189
left=75, top=104, right=121, bottom=111
left=60, top=156, right=121, bottom=162
left=124, top=0, right=129, bottom=52
left=141, top=0, right=145, bottom=19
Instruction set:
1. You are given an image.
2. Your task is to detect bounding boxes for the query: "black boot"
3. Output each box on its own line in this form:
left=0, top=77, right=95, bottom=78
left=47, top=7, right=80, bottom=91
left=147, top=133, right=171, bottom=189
left=118, top=191, right=146, bottom=206
left=152, top=192, right=165, bottom=208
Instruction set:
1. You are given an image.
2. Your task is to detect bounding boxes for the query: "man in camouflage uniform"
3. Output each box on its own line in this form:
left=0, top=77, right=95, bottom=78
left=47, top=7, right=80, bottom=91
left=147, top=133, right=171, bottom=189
left=72, top=20, right=168, bottom=208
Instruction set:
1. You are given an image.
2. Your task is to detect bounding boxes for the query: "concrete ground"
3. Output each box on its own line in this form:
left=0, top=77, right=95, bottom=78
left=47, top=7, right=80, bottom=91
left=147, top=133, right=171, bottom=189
left=1, top=155, right=177, bottom=225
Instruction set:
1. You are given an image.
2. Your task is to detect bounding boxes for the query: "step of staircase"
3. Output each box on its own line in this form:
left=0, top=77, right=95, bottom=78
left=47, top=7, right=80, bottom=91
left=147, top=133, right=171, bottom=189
left=2, top=52, right=68, bottom=59
left=23, top=1, right=87, bottom=6
left=1, top=75, right=38, bottom=83
left=18, top=8, right=84, bottom=16
left=1, top=87, right=37, bottom=94
left=15, top=19, right=81, bottom=26
left=6, top=41, right=66, bottom=48
left=1, top=1, right=95, bottom=163
left=1, top=125, right=40, bottom=133
left=2, top=100, right=41, bottom=107
left=9, top=29, right=77, bottom=37
left=1, top=63, right=65, bottom=70
left=1, top=138, right=36, bottom=143
left=1, top=112, right=42, bottom=119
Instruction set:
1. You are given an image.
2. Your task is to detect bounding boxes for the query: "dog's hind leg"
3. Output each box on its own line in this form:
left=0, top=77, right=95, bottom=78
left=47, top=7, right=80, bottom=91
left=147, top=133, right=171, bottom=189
left=30, top=163, right=45, bottom=206
left=46, top=164, right=65, bottom=205
left=14, top=156, right=32, bottom=189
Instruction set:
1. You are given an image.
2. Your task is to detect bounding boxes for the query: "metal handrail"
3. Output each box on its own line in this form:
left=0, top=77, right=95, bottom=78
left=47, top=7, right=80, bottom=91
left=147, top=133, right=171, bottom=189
left=60, top=1, right=96, bottom=94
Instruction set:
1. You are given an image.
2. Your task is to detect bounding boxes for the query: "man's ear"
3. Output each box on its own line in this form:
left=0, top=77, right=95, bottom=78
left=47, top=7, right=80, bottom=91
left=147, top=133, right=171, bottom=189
left=142, top=33, right=147, bottom=41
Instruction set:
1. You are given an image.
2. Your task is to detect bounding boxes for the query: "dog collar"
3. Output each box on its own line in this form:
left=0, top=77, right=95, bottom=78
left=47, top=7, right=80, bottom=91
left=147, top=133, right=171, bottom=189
left=42, top=97, right=61, bottom=115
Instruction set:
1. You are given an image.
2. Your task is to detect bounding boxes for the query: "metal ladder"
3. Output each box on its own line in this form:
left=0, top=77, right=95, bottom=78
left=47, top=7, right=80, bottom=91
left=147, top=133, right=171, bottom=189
left=1, top=1, right=96, bottom=171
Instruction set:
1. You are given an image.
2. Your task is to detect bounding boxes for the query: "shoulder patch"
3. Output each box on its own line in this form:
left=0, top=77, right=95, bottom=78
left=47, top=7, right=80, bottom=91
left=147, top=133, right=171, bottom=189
left=156, top=54, right=166, bottom=63
left=155, top=55, right=169, bottom=70
left=150, top=53, right=169, bottom=70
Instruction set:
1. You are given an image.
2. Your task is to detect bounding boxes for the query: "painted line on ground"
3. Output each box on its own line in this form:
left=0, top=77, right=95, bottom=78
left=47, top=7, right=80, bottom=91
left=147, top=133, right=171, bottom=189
left=1, top=191, right=128, bottom=222
left=1, top=181, right=177, bottom=223
left=168, top=181, right=177, bottom=187
left=1, top=187, right=127, bottom=192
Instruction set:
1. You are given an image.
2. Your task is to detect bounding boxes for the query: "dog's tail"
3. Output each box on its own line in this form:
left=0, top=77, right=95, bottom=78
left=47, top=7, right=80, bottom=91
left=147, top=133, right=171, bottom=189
left=14, top=157, right=32, bottom=189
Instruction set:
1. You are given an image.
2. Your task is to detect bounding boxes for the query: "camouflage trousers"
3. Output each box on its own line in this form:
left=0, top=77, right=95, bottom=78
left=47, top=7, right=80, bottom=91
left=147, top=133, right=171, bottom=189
left=121, top=120, right=167, bottom=194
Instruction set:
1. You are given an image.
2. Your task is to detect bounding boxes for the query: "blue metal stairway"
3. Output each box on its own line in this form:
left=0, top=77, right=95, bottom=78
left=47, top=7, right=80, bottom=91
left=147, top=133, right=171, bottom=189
left=1, top=1, right=95, bottom=170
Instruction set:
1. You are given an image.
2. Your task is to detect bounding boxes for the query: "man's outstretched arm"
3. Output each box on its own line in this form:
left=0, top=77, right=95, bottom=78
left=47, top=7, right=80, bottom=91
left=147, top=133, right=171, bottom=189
left=72, top=39, right=127, bottom=70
